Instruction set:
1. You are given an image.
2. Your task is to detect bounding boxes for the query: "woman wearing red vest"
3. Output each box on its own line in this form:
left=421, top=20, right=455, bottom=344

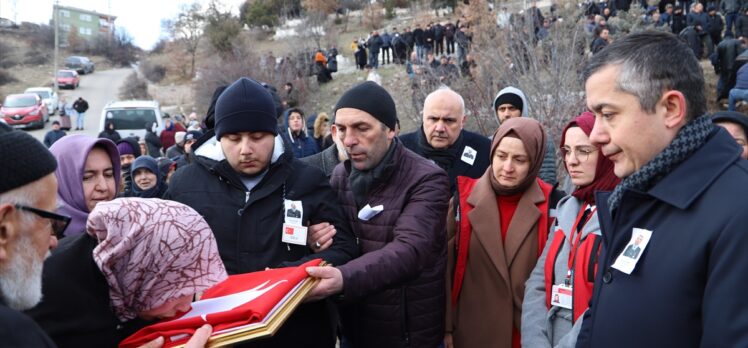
left=520, top=112, right=619, bottom=348
left=445, top=117, right=555, bottom=348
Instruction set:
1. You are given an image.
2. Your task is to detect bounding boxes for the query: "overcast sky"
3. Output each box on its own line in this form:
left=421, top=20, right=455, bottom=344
left=0, top=0, right=245, bottom=49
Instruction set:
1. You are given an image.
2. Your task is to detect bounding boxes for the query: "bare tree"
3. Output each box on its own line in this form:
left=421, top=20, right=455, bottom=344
left=407, top=0, right=590, bottom=181
left=164, top=2, right=204, bottom=78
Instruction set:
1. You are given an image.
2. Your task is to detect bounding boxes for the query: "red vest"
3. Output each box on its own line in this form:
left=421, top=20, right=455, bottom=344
left=451, top=176, right=553, bottom=305
left=543, top=218, right=602, bottom=322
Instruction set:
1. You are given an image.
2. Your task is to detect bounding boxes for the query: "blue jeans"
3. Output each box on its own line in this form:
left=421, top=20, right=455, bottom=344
left=76, top=111, right=85, bottom=129
left=728, top=88, right=748, bottom=111
left=369, top=51, right=379, bottom=68
left=416, top=44, right=424, bottom=61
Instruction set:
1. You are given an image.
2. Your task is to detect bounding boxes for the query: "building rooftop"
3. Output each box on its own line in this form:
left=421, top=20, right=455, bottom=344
left=53, top=5, right=117, bottom=21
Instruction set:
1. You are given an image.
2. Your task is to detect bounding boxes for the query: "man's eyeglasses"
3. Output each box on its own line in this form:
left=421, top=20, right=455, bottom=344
left=15, top=205, right=71, bottom=239
left=560, top=146, right=598, bottom=163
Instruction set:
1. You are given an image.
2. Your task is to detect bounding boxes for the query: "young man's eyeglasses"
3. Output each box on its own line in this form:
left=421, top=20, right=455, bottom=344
left=15, top=205, right=71, bottom=239
left=560, top=146, right=598, bottom=163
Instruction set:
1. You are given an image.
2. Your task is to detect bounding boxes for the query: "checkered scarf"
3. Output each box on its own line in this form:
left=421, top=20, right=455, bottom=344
left=608, top=115, right=714, bottom=211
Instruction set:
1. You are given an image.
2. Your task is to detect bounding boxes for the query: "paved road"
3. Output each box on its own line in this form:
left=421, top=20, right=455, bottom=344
left=26, top=67, right=134, bottom=142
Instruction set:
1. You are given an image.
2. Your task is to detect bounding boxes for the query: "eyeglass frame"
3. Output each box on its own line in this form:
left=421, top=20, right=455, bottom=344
left=14, top=204, right=71, bottom=239
left=560, top=146, right=598, bottom=163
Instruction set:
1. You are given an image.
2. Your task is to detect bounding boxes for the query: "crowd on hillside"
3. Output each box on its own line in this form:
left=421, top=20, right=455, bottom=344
left=4, top=1, right=748, bottom=348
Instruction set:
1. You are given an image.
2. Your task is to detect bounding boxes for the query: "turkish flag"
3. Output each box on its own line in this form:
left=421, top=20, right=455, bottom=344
left=119, top=259, right=322, bottom=348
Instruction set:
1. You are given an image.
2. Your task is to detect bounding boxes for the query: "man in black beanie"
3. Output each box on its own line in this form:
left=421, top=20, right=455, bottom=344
left=712, top=110, right=748, bottom=159
left=165, top=77, right=358, bottom=348
left=306, top=81, right=451, bottom=348
left=0, top=123, right=62, bottom=347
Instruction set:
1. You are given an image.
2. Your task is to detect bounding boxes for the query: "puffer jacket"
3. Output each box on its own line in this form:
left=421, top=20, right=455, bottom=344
left=164, top=133, right=359, bottom=348
left=281, top=109, right=320, bottom=159
left=330, top=140, right=450, bottom=348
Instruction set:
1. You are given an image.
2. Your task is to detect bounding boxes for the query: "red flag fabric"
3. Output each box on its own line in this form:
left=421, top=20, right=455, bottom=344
left=119, top=259, right=322, bottom=348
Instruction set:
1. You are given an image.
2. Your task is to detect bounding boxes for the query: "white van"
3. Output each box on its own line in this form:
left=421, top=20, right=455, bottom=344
left=99, top=100, right=163, bottom=140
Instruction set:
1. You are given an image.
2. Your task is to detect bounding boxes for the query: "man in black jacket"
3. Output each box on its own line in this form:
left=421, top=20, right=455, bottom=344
left=434, top=22, right=445, bottom=56
left=402, top=26, right=414, bottom=59
left=413, top=23, right=425, bottom=61
left=400, top=87, right=490, bottom=193
left=713, top=33, right=745, bottom=101
left=72, top=96, right=89, bottom=131
left=165, top=77, right=358, bottom=348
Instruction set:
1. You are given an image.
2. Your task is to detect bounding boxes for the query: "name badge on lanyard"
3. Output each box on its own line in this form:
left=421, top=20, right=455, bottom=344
left=551, top=284, right=573, bottom=309
left=552, top=205, right=596, bottom=309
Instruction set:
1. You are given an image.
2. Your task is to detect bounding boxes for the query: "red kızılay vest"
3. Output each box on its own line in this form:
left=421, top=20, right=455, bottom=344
left=543, top=211, right=603, bottom=322
left=451, top=176, right=554, bottom=305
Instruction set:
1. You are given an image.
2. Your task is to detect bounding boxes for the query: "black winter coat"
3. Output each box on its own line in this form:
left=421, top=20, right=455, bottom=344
left=424, top=27, right=436, bottom=47
left=577, top=128, right=748, bottom=347
left=145, top=130, right=162, bottom=157
left=1, top=301, right=56, bottom=348
left=671, top=13, right=688, bottom=35
left=25, top=234, right=151, bottom=348
left=413, top=28, right=425, bottom=45
left=400, top=128, right=491, bottom=194
left=72, top=99, right=89, bottom=113
left=98, top=130, right=121, bottom=143
left=367, top=35, right=384, bottom=53
left=164, top=135, right=359, bottom=348
left=706, top=14, right=724, bottom=37
left=736, top=14, right=748, bottom=38
left=402, top=31, right=414, bottom=48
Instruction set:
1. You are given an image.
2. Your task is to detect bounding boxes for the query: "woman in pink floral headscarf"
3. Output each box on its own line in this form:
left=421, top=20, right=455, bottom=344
left=26, top=198, right=227, bottom=348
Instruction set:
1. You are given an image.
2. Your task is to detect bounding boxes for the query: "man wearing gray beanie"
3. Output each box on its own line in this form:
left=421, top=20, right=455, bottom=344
left=306, top=81, right=451, bottom=348
left=165, top=77, right=358, bottom=347
left=0, top=123, right=62, bottom=346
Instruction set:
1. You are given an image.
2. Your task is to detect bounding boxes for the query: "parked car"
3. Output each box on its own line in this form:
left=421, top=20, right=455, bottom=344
left=99, top=100, right=163, bottom=140
left=65, top=56, right=95, bottom=74
left=56, top=69, right=80, bottom=89
left=1, top=93, right=48, bottom=129
left=24, top=87, right=58, bottom=116
left=0, top=17, right=18, bottom=29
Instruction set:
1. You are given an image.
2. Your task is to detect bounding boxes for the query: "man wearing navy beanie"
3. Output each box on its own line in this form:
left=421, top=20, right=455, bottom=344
left=307, top=81, right=451, bottom=348
left=164, top=77, right=358, bottom=347
left=214, top=77, right=278, bottom=140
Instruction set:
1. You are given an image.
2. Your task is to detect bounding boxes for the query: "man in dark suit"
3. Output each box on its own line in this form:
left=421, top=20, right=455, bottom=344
left=622, top=234, right=643, bottom=259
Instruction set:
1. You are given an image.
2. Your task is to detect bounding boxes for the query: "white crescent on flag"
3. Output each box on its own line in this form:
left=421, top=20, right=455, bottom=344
left=179, top=280, right=288, bottom=321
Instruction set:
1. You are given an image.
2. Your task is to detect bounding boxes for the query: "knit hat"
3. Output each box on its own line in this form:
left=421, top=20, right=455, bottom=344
left=0, top=123, right=57, bottom=193
left=116, top=137, right=142, bottom=158
left=174, top=131, right=186, bottom=145
left=117, top=141, right=135, bottom=156
left=185, top=130, right=203, bottom=142
left=214, top=77, right=278, bottom=139
left=205, top=85, right=228, bottom=130
left=334, top=81, right=398, bottom=130
left=494, top=93, right=524, bottom=113
left=492, top=86, right=529, bottom=117
left=712, top=111, right=748, bottom=137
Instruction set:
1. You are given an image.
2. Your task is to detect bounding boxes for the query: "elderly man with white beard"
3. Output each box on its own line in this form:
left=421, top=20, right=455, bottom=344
left=0, top=122, right=62, bottom=346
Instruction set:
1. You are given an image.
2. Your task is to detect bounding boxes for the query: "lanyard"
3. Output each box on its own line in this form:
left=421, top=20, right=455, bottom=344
left=566, top=204, right=597, bottom=278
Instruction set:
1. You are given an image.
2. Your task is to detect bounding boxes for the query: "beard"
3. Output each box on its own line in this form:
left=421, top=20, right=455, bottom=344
left=0, top=234, right=48, bottom=311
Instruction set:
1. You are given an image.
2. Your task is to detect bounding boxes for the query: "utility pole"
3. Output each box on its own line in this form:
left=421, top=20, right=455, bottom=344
left=54, top=0, right=59, bottom=92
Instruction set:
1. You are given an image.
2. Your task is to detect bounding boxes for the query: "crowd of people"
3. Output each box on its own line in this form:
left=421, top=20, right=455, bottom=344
left=4, top=4, right=748, bottom=347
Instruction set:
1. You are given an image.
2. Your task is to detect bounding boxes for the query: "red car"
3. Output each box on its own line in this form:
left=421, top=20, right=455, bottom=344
left=1, top=93, right=49, bottom=129
left=56, top=69, right=80, bottom=89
